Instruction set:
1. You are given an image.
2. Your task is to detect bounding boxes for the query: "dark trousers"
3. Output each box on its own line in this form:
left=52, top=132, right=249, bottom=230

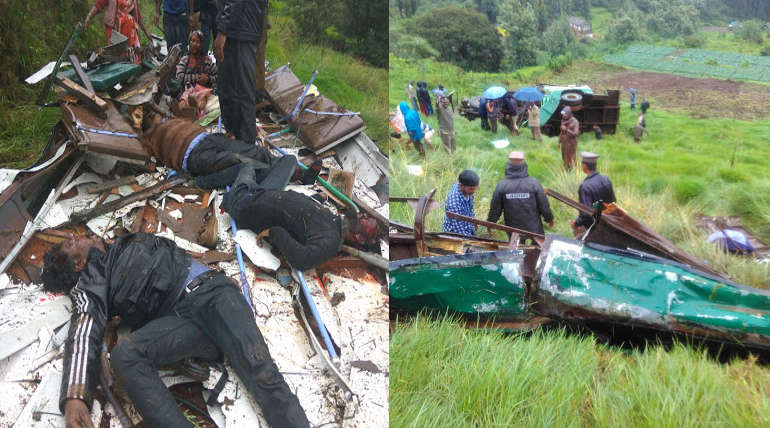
left=199, top=7, right=218, bottom=54
left=163, top=12, right=190, bottom=53
left=111, top=272, right=309, bottom=427
left=219, top=38, right=258, bottom=143
left=188, top=134, right=296, bottom=189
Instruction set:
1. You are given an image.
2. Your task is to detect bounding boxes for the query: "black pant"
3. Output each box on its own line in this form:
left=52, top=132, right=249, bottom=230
left=199, top=7, right=218, bottom=54
left=163, top=12, right=190, bottom=53
left=111, top=271, right=310, bottom=428
left=188, top=134, right=296, bottom=189
left=219, top=38, right=258, bottom=143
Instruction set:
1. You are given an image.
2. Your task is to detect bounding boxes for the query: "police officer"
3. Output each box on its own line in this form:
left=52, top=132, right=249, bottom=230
left=487, top=151, right=554, bottom=241
left=571, top=152, right=616, bottom=237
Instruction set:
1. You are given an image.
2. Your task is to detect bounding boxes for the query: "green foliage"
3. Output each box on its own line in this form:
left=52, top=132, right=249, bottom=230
left=282, top=0, right=387, bottom=67
left=389, top=32, right=440, bottom=60
left=395, top=0, right=421, bottom=17
left=391, top=316, right=770, bottom=427
left=683, top=34, right=704, bottom=48
left=673, top=177, right=706, bottom=203
left=608, top=14, right=642, bottom=45
left=547, top=53, right=573, bottom=72
left=541, top=17, right=577, bottom=57
left=761, top=44, right=770, bottom=56
left=412, top=7, right=503, bottom=72
left=736, top=19, right=765, bottom=44
left=475, top=0, right=499, bottom=23
left=498, top=0, right=538, bottom=69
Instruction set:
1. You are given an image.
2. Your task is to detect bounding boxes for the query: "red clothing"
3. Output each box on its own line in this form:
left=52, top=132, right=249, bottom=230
left=94, top=0, right=142, bottom=46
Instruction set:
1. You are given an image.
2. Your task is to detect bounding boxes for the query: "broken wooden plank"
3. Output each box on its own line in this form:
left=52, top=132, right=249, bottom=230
left=86, top=175, right=137, bottom=194
left=67, top=54, right=94, bottom=94
left=55, top=74, right=108, bottom=118
left=445, top=211, right=545, bottom=246
left=69, top=175, right=187, bottom=224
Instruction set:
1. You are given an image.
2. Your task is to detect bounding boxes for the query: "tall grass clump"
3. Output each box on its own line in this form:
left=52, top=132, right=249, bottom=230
left=391, top=316, right=770, bottom=428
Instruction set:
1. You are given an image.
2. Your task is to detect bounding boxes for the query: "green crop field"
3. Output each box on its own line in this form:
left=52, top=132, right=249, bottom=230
left=605, top=44, right=770, bottom=82
left=390, top=54, right=770, bottom=427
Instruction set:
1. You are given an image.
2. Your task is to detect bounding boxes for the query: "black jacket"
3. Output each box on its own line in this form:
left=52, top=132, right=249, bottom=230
left=217, top=0, right=267, bottom=42
left=60, top=233, right=191, bottom=411
left=575, top=171, right=616, bottom=228
left=487, top=163, right=553, bottom=235
left=224, top=188, right=342, bottom=270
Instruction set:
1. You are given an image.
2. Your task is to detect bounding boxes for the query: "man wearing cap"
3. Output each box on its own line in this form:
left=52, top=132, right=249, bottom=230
left=571, top=152, right=616, bottom=237
left=559, top=106, right=580, bottom=169
left=443, top=170, right=479, bottom=236
left=487, top=151, right=553, bottom=240
left=436, top=95, right=457, bottom=154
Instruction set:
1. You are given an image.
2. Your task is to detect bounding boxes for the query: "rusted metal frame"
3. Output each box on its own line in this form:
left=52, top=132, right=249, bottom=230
left=340, top=245, right=388, bottom=270
left=545, top=188, right=727, bottom=279
left=37, top=22, right=82, bottom=106
left=0, top=155, right=84, bottom=274
left=414, top=189, right=437, bottom=257
left=69, top=175, right=187, bottom=224
left=445, top=211, right=545, bottom=246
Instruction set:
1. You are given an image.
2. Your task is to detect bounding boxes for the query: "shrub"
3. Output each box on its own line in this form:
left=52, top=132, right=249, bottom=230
left=683, top=35, right=704, bottom=48
left=547, top=54, right=573, bottom=73
left=760, top=44, right=770, bottom=56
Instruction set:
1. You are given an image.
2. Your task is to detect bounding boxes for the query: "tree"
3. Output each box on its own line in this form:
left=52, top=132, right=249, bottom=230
left=476, top=0, right=499, bottom=23
left=396, top=0, right=420, bottom=18
left=283, top=0, right=343, bottom=46
left=413, top=7, right=503, bottom=72
left=608, top=14, right=642, bottom=45
left=736, top=19, right=765, bottom=44
left=341, top=0, right=388, bottom=67
left=498, top=0, right=538, bottom=69
left=541, top=17, right=576, bottom=58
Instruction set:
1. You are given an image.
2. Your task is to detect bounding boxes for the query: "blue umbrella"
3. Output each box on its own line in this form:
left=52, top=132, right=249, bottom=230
left=483, top=86, right=507, bottom=100
left=513, top=87, right=544, bottom=102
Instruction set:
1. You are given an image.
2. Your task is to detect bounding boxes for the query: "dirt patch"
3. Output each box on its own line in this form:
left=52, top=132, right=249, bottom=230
left=595, top=70, right=770, bottom=120
left=700, top=26, right=728, bottom=33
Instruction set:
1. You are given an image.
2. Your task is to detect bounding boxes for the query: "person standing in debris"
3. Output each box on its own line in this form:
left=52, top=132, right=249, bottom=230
left=214, top=0, right=268, bottom=143
left=198, top=0, right=220, bottom=53
left=399, top=102, right=426, bottom=157
left=155, top=0, right=192, bottom=52
left=633, top=112, right=648, bottom=143
left=571, top=152, right=616, bottom=238
left=223, top=165, right=379, bottom=270
left=627, top=87, right=637, bottom=110
left=85, top=0, right=151, bottom=48
left=42, top=232, right=310, bottom=428
left=436, top=95, right=457, bottom=154
left=139, top=116, right=315, bottom=189
left=407, top=81, right=419, bottom=112
left=443, top=170, right=479, bottom=236
left=528, top=102, right=542, bottom=142
left=559, top=106, right=580, bottom=169
left=487, top=151, right=553, bottom=241
left=176, top=30, right=218, bottom=89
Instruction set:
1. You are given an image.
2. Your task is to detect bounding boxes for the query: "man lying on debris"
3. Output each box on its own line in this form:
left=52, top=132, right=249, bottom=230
left=42, top=232, right=310, bottom=428
left=223, top=164, right=379, bottom=270
left=138, top=113, right=318, bottom=189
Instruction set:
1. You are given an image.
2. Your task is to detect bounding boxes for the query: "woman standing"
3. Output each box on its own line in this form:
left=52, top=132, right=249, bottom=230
left=85, top=0, right=151, bottom=48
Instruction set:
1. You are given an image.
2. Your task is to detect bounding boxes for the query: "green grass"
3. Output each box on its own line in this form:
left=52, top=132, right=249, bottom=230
left=662, top=30, right=768, bottom=56
left=391, top=315, right=770, bottom=428
left=390, top=55, right=770, bottom=288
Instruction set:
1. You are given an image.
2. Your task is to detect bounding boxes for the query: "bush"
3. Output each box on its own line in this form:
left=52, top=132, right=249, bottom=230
left=760, top=44, right=770, bottom=56
left=673, top=177, right=705, bottom=203
left=736, top=19, right=765, bottom=44
left=413, top=7, right=503, bottom=72
left=683, top=35, right=704, bottom=48
left=547, top=53, right=573, bottom=73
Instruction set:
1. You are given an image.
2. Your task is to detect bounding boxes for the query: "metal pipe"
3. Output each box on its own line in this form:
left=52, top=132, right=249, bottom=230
left=263, top=138, right=359, bottom=213
left=289, top=69, right=318, bottom=120
left=226, top=185, right=255, bottom=313
left=296, top=270, right=338, bottom=360
left=0, top=156, right=84, bottom=274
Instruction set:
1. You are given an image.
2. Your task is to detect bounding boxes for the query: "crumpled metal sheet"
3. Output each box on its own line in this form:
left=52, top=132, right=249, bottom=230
left=265, top=67, right=365, bottom=152
left=390, top=250, right=528, bottom=315
left=60, top=102, right=148, bottom=161
left=536, top=235, right=770, bottom=350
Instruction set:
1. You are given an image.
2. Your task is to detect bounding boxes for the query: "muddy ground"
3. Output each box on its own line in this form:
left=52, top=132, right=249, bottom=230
left=593, top=70, right=770, bottom=120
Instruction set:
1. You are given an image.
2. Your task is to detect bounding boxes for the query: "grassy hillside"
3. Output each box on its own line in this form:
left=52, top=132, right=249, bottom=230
left=391, top=316, right=770, bottom=427
left=389, top=55, right=770, bottom=288
left=0, top=0, right=387, bottom=168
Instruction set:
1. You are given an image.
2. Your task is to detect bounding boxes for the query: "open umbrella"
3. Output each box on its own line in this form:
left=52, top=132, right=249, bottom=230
left=513, top=87, right=544, bottom=102
left=483, top=86, right=507, bottom=100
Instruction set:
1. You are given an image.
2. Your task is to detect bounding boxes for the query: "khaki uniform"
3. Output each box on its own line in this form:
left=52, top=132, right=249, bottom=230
left=436, top=101, right=457, bottom=154
left=528, top=104, right=542, bottom=142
